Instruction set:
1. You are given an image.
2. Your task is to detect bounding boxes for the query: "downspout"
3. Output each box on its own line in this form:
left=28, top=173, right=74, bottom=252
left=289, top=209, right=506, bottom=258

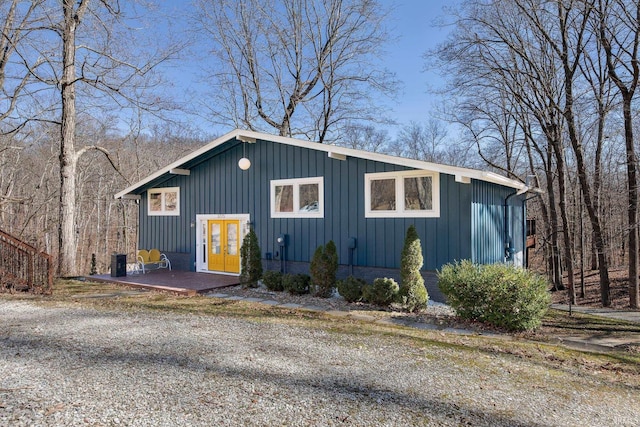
left=504, top=191, right=518, bottom=262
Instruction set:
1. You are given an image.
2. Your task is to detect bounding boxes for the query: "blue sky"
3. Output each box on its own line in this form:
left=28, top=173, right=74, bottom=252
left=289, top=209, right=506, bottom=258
left=383, top=0, right=456, bottom=126
left=158, top=0, right=458, bottom=138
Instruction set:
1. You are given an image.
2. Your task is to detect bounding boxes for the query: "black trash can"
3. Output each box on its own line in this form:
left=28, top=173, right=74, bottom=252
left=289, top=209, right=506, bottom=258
left=110, top=254, right=127, bottom=277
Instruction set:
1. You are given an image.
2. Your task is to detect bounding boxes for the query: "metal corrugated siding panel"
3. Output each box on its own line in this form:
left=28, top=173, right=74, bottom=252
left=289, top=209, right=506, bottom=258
left=471, top=180, right=526, bottom=264
left=139, top=173, right=192, bottom=253
left=138, top=138, right=478, bottom=271
left=471, top=180, right=503, bottom=264
left=511, top=197, right=525, bottom=251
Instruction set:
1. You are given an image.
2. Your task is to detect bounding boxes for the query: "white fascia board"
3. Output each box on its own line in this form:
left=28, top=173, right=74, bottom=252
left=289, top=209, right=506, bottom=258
left=114, top=128, right=527, bottom=199
left=234, top=130, right=527, bottom=190
left=480, top=171, right=527, bottom=190
left=114, top=129, right=245, bottom=199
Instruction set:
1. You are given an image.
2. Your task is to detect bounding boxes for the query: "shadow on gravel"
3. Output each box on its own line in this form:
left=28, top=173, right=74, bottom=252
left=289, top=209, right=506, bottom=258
left=0, top=328, right=580, bottom=427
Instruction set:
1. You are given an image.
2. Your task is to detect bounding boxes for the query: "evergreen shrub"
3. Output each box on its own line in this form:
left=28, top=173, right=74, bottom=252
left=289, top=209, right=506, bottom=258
left=438, top=260, right=551, bottom=331
left=262, top=270, right=283, bottom=291
left=362, top=277, right=399, bottom=306
left=337, top=276, right=366, bottom=302
left=239, top=228, right=263, bottom=288
left=398, top=225, right=428, bottom=312
left=282, top=273, right=311, bottom=295
left=309, top=240, right=339, bottom=298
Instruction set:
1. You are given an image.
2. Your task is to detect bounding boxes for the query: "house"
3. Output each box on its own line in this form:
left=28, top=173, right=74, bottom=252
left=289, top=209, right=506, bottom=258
left=115, top=129, right=531, bottom=301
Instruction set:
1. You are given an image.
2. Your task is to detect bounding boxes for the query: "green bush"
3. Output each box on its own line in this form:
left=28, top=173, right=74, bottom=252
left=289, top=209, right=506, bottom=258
left=262, top=270, right=283, bottom=291
left=337, top=276, right=366, bottom=302
left=239, top=228, right=263, bottom=288
left=398, top=225, right=428, bottom=312
left=282, top=273, right=311, bottom=295
left=362, top=277, right=399, bottom=306
left=438, top=260, right=551, bottom=331
left=309, top=240, right=339, bottom=298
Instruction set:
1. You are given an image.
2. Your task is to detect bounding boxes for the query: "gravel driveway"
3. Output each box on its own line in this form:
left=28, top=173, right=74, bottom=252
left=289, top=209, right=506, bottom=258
left=1, top=299, right=638, bottom=426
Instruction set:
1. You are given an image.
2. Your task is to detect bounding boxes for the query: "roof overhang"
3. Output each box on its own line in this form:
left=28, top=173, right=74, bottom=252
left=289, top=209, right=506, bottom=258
left=114, top=129, right=528, bottom=199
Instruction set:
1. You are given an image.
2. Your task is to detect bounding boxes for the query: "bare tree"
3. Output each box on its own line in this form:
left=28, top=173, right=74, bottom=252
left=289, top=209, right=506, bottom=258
left=432, top=0, right=578, bottom=293
left=194, top=0, right=397, bottom=143
left=0, top=0, right=42, bottom=126
left=430, top=0, right=640, bottom=305
left=568, top=0, right=616, bottom=303
left=452, top=90, right=528, bottom=179
left=511, top=0, right=612, bottom=305
left=0, top=1, right=52, bottom=243
left=7, top=0, right=180, bottom=277
left=598, top=0, right=640, bottom=308
left=579, top=5, right=616, bottom=274
left=338, top=122, right=390, bottom=152
left=389, top=120, right=453, bottom=163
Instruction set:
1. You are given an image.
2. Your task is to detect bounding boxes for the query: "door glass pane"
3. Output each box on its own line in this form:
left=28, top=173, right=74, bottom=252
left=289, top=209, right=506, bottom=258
left=404, top=176, right=432, bottom=210
left=202, top=222, right=207, bottom=259
left=275, top=185, right=294, bottom=212
left=210, top=223, right=220, bottom=254
left=299, top=183, right=319, bottom=212
left=227, top=223, right=238, bottom=256
left=370, top=178, right=396, bottom=211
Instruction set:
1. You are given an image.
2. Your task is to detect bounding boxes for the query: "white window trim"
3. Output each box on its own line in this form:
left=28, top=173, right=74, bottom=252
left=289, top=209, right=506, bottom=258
left=364, top=170, right=440, bottom=218
left=148, top=187, right=180, bottom=216
left=270, top=177, right=324, bottom=218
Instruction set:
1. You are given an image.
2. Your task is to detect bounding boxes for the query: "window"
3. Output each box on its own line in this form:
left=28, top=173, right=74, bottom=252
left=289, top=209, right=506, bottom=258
left=271, top=177, right=323, bottom=218
left=365, top=171, right=439, bottom=218
left=148, top=187, right=180, bottom=216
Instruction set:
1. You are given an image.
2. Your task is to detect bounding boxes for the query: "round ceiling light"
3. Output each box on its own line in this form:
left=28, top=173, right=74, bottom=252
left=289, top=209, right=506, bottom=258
left=238, top=157, right=251, bottom=170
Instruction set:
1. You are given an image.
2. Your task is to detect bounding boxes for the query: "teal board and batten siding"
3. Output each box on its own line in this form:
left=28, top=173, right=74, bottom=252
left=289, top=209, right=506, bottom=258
left=138, top=137, right=487, bottom=271
left=471, top=180, right=525, bottom=265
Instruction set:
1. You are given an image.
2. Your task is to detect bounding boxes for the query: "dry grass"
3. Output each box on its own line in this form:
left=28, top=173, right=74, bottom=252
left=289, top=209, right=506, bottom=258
left=3, top=277, right=640, bottom=389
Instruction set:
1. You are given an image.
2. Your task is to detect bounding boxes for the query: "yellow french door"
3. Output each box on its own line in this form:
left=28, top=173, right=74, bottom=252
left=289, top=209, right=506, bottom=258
left=207, top=219, right=241, bottom=273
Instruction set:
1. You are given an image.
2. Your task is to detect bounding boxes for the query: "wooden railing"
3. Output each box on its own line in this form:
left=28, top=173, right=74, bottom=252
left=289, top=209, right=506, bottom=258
left=0, top=229, right=53, bottom=294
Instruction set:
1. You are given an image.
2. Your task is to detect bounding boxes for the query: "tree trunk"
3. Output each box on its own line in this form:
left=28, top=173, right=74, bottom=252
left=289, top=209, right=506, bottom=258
left=58, top=0, right=80, bottom=277
left=545, top=163, right=564, bottom=291
left=590, top=236, right=598, bottom=270
left=553, top=142, right=575, bottom=303
left=563, top=100, right=610, bottom=303
left=622, top=93, right=639, bottom=308
left=58, top=0, right=89, bottom=277
left=598, top=0, right=640, bottom=307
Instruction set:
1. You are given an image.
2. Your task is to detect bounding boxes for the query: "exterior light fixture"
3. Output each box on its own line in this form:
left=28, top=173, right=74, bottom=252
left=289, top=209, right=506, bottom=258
left=238, top=139, right=251, bottom=170
left=238, top=157, right=251, bottom=170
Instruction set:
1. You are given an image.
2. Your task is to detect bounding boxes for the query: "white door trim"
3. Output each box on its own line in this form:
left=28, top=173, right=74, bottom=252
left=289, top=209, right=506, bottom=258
left=195, top=213, right=251, bottom=274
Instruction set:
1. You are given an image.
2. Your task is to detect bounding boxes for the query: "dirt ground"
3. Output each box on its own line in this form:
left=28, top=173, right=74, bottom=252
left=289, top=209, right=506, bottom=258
left=550, top=267, right=637, bottom=309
